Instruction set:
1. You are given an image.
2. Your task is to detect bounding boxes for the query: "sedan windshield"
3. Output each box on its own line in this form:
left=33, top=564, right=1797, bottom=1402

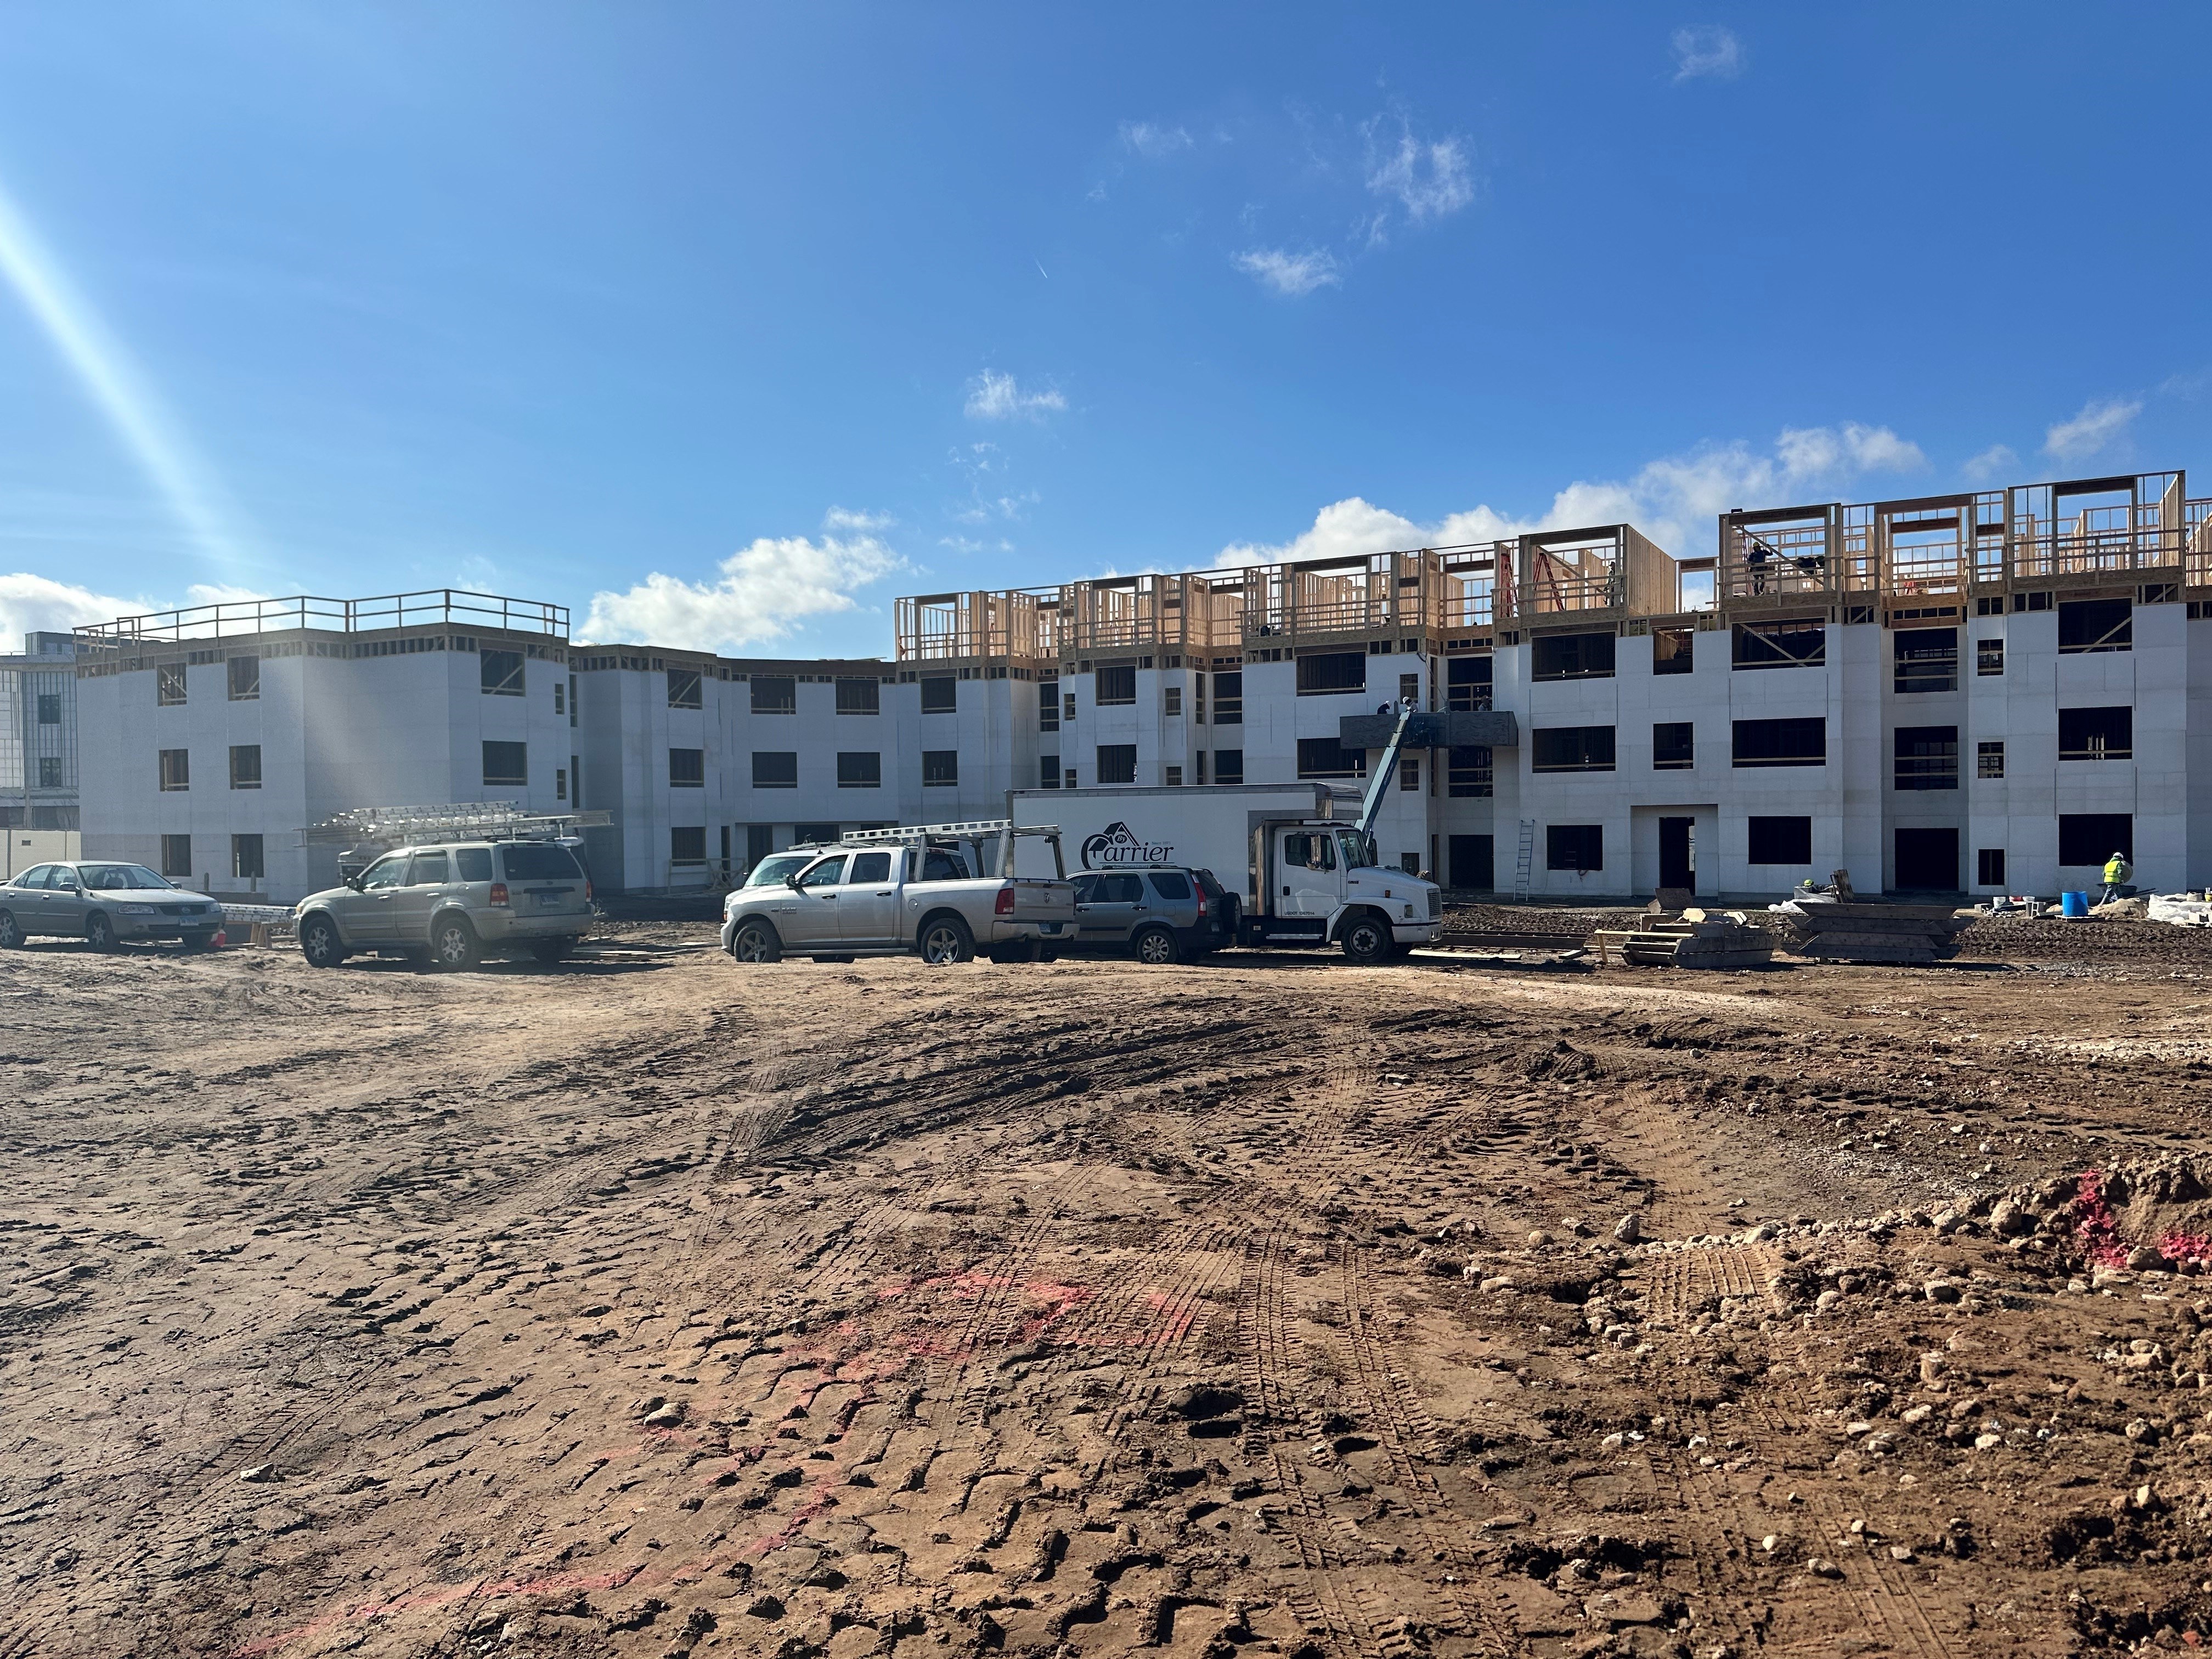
left=79, top=864, right=176, bottom=890
left=744, top=853, right=816, bottom=888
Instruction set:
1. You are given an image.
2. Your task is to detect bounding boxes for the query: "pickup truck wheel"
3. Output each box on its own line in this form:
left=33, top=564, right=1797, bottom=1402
left=299, top=915, right=345, bottom=968
left=1132, top=924, right=1182, bottom=966
left=918, top=915, right=974, bottom=966
left=0, top=910, right=21, bottom=949
left=730, top=920, right=782, bottom=964
left=430, top=916, right=481, bottom=970
left=1340, top=912, right=1391, bottom=966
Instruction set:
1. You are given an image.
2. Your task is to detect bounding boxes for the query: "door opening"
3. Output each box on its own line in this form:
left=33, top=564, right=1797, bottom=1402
left=1659, top=816, right=1695, bottom=894
left=1894, top=827, right=1960, bottom=892
left=1448, top=833, right=1494, bottom=891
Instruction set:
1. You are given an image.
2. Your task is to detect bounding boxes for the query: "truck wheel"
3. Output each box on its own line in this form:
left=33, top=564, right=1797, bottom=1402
left=1340, top=912, right=1392, bottom=966
left=986, top=941, right=1039, bottom=964
left=430, top=916, right=481, bottom=970
left=918, top=914, right=975, bottom=966
left=1132, top=924, right=1181, bottom=966
left=300, top=915, right=345, bottom=968
left=730, top=920, right=782, bottom=964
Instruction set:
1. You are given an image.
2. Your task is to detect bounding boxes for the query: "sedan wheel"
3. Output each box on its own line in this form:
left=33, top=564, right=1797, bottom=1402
left=0, top=910, right=21, bottom=949
left=85, top=912, right=117, bottom=952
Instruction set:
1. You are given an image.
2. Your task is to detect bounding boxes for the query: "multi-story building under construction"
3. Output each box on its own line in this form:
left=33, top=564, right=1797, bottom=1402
left=70, top=464, right=2212, bottom=906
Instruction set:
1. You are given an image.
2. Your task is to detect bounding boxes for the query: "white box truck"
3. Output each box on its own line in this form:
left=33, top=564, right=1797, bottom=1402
left=1006, top=779, right=1443, bottom=963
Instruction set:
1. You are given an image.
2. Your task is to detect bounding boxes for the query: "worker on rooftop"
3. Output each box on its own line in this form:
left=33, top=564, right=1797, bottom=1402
left=2102, top=850, right=2135, bottom=904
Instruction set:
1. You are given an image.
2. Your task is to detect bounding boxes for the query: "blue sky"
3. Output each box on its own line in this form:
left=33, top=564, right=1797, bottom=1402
left=0, top=4, right=2207, bottom=656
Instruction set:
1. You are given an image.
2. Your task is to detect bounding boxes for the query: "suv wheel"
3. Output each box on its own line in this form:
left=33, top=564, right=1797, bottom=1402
left=1132, top=924, right=1181, bottom=966
left=430, top=916, right=481, bottom=970
left=529, top=938, right=575, bottom=964
left=730, top=920, right=782, bottom=964
left=85, top=912, right=117, bottom=952
left=1340, top=912, right=1391, bottom=966
left=300, top=915, right=344, bottom=969
left=0, top=910, right=21, bottom=949
left=918, top=915, right=974, bottom=966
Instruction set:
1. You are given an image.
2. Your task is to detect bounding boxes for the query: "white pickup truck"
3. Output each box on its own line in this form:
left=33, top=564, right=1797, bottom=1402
left=720, top=820, right=1076, bottom=966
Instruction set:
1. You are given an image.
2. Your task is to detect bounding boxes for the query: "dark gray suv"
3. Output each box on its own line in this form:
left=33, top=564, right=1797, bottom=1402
left=1061, top=866, right=1232, bottom=964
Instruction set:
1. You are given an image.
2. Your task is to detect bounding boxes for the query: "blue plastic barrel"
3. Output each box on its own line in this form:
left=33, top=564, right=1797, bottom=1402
left=2061, top=890, right=2088, bottom=918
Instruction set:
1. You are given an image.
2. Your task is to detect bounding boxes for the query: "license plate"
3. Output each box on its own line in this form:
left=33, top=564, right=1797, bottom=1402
left=1039, top=922, right=1063, bottom=934
left=535, top=893, right=567, bottom=907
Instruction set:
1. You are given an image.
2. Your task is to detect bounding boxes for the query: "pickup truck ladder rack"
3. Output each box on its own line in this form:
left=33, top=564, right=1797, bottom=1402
left=839, top=819, right=1061, bottom=844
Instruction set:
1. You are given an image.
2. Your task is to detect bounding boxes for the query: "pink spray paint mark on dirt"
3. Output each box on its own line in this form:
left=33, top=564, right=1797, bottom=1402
left=2073, top=1166, right=2212, bottom=1268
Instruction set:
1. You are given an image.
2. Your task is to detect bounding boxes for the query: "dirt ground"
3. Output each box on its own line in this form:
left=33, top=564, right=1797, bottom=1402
left=13, top=917, right=2212, bottom=1659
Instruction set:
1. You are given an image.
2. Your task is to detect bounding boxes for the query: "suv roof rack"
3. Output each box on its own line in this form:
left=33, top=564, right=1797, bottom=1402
left=301, top=803, right=613, bottom=849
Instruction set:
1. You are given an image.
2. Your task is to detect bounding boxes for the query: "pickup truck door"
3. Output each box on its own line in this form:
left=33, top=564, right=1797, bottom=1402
left=835, top=850, right=899, bottom=945
left=1276, top=830, right=1341, bottom=919
left=781, top=854, right=849, bottom=946
left=1074, top=872, right=1145, bottom=943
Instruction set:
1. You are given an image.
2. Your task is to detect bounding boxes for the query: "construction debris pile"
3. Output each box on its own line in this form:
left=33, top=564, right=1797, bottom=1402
left=1768, top=871, right=1974, bottom=965
left=1590, top=907, right=1774, bottom=969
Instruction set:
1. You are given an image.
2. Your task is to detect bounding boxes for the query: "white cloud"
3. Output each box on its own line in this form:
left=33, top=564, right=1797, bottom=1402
left=964, top=370, right=1066, bottom=422
left=822, top=506, right=895, bottom=533
left=0, top=571, right=142, bottom=643
left=1962, top=444, right=2018, bottom=483
left=579, top=531, right=904, bottom=653
left=1775, top=422, right=1926, bottom=478
left=1233, top=247, right=1341, bottom=296
left=1218, top=421, right=1925, bottom=567
left=1119, top=121, right=1192, bottom=160
left=1672, top=25, right=1745, bottom=81
left=181, top=582, right=276, bottom=606
left=2044, top=397, right=2142, bottom=461
left=1365, top=131, right=1474, bottom=222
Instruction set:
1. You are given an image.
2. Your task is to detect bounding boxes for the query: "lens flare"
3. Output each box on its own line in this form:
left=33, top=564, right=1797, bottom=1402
left=0, top=172, right=247, bottom=574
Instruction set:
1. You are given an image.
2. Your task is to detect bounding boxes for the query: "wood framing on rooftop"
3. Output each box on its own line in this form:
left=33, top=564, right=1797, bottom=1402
left=893, top=468, right=2212, bottom=664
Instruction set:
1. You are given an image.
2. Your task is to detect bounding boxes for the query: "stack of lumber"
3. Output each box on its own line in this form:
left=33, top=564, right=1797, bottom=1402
left=1770, top=900, right=1973, bottom=964
left=1589, top=909, right=1774, bottom=970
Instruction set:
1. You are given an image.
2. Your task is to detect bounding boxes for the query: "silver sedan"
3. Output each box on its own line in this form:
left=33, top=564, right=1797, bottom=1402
left=0, top=861, right=223, bottom=951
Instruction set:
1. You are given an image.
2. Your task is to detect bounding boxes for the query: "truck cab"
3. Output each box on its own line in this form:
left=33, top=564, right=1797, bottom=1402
left=1250, top=819, right=1441, bottom=961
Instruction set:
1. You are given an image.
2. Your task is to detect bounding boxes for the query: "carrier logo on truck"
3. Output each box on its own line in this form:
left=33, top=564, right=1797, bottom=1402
left=1081, top=821, right=1175, bottom=869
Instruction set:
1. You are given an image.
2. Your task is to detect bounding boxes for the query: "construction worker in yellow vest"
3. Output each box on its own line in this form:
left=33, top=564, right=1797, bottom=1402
left=2102, top=851, right=2134, bottom=903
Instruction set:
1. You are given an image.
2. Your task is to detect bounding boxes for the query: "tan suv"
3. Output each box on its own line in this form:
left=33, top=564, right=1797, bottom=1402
left=294, top=840, right=594, bottom=970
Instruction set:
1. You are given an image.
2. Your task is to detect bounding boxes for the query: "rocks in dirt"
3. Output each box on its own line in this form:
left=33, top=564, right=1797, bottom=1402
left=1163, top=1383, right=1243, bottom=1422
left=1612, top=1213, right=1641, bottom=1245
left=236, top=1464, right=282, bottom=1483
left=642, top=1400, right=687, bottom=1428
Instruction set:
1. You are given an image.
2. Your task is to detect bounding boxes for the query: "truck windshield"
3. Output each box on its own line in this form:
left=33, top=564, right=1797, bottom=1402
left=1337, top=832, right=1381, bottom=868
left=745, top=853, right=816, bottom=888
